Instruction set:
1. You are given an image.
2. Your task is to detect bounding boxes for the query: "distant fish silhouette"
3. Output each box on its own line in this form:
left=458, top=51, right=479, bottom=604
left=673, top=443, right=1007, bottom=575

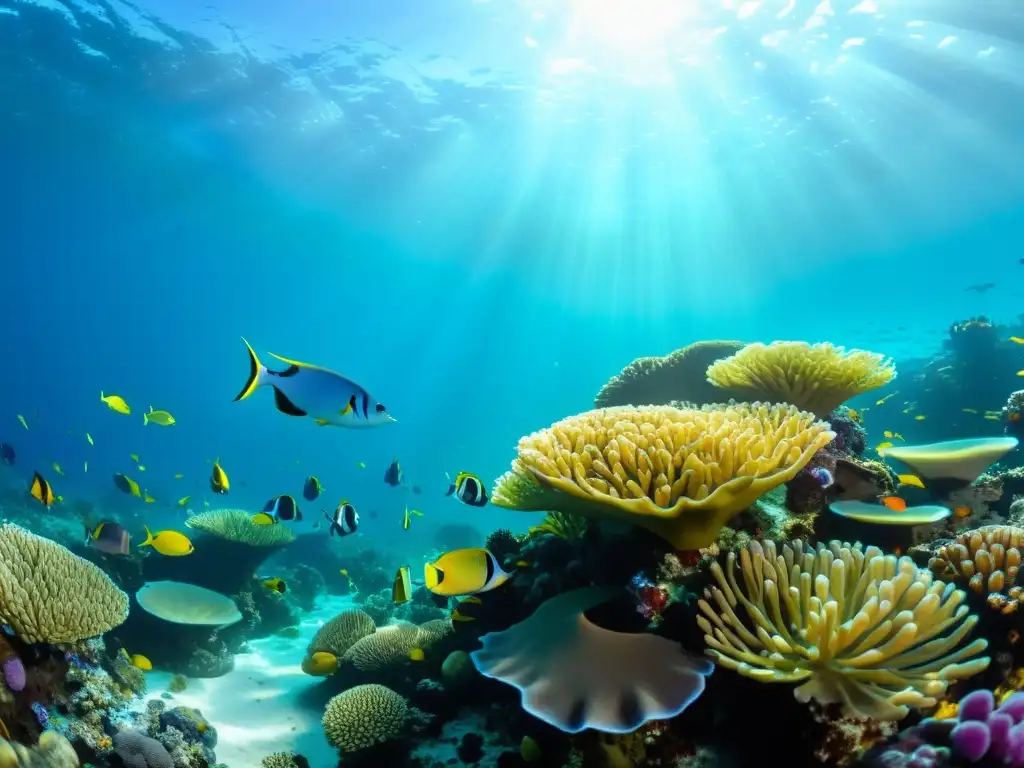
left=967, top=283, right=996, bottom=293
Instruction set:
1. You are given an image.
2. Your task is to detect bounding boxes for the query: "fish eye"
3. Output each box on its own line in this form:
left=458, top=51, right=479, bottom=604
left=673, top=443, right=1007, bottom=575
left=375, top=403, right=386, bottom=413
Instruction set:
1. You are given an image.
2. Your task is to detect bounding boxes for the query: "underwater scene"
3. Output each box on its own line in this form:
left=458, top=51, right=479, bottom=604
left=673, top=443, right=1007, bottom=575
left=3, top=0, right=1024, bottom=766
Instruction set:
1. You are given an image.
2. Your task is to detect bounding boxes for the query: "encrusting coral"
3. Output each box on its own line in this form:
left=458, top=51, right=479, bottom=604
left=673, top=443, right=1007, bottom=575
left=705, top=341, right=896, bottom=417
left=0, top=523, right=130, bottom=644
left=928, top=526, right=1024, bottom=615
left=491, top=403, right=835, bottom=549
left=322, top=683, right=407, bottom=753
left=697, top=539, right=990, bottom=720
left=185, top=509, right=296, bottom=546
left=594, top=340, right=745, bottom=408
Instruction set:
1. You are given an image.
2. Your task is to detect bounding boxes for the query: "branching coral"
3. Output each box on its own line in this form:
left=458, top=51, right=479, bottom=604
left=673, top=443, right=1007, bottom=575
left=0, top=523, right=130, bottom=644
left=697, top=539, right=990, bottom=720
left=706, top=341, right=896, bottom=417
left=185, top=509, right=296, bottom=546
left=594, top=340, right=745, bottom=408
left=322, top=684, right=407, bottom=753
left=527, top=511, right=588, bottom=540
left=928, top=526, right=1024, bottom=614
left=492, top=403, right=835, bottom=549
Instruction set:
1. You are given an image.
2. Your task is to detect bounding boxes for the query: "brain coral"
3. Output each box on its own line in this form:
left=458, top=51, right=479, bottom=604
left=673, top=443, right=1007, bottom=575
left=491, top=403, right=835, bottom=549
left=307, top=609, right=375, bottom=656
left=697, top=539, right=990, bottom=720
left=322, top=683, right=407, bottom=752
left=342, top=624, right=422, bottom=672
left=706, top=341, right=896, bottom=417
left=185, top=509, right=296, bottom=546
left=0, top=524, right=130, bottom=644
left=0, top=732, right=79, bottom=768
left=112, top=732, right=172, bottom=768
left=594, top=340, right=745, bottom=408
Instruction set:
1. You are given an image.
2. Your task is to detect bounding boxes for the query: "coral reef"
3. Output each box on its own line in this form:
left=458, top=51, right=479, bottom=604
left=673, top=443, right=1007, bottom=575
left=322, top=683, right=407, bottom=753
left=0, top=732, right=78, bottom=767
left=697, top=539, right=990, bottom=719
left=492, top=403, right=835, bottom=549
left=928, top=526, right=1024, bottom=614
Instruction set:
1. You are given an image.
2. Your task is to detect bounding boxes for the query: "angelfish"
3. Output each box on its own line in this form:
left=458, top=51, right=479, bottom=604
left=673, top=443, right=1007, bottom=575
left=233, top=338, right=396, bottom=428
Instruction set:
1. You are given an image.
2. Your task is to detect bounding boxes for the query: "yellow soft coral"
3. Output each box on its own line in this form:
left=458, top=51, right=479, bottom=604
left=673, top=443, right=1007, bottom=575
left=492, top=404, right=835, bottom=549
left=706, top=341, right=896, bottom=417
left=929, top=526, right=1024, bottom=615
left=697, top=539, right=990, bottom=720
left=322, top=684, right=407, bottom=752
left=185, top=509, right=296, bottom=546
left=594, top=340, right=745, bottom=408
left=0, top=524, right=129, bottom=644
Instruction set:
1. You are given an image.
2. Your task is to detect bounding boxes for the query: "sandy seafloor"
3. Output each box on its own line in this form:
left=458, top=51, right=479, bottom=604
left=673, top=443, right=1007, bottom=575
left=135, top=594, right=356, bottom=767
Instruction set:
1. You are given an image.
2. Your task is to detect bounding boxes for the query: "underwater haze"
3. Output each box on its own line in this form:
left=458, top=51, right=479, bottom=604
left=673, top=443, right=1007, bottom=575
left=2, top=0, right=1024, bottom=766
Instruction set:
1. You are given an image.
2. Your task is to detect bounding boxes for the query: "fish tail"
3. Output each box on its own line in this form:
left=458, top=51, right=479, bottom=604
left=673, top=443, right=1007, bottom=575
left=143, top=411, right=149, bottom=426
left=233, top=337, right=267, bottom=402
left=140, top=525, right=155, bottom=549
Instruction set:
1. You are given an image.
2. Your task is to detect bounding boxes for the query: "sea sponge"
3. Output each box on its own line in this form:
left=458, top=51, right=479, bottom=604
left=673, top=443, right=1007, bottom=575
left=491, top=403, right=835, bottom=549
left=471, top=586, right=713, bottom=733
left=111, top=731, right=172, bottom=768
left=697, top=539, right=990, bottom=720
left=706, top=341, right=896, bottom=417
left=594, top=340, right=745, bottom=408
left=928, top=526, right=1024, bottom=615
left=342, top=624, right=422, bottom=672
left=307, top=609, right=375, bottom=657
left=0, top=523, right=130, bottom=644
left=0, top=732, right=79, bottom=767
left=185, top=509, right=296, bottom=546
left=322, top=684, right=407, bottom=752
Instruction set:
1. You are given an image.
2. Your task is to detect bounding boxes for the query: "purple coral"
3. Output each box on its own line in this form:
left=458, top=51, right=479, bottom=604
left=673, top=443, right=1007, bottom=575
left=2, top=654, right=25, bottom=692
left=947, top=690, right=1024, bottom=765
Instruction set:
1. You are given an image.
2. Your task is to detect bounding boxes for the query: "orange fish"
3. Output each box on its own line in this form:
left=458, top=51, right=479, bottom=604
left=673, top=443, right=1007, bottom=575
left=954, top=506, right=971, bottom=518
left=880, top=496, right=908, bottom=512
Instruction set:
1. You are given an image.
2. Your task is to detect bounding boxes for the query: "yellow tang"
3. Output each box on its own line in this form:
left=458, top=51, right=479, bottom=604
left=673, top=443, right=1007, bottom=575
left=875, top=441, right=894, bottom=453
left=100, top=391, right=131, bottom=415
left=393, top=565, right=412, bottom=604
left=424, top=548, right=512, bottom=597
left=1011, top=336, right=1024, bottom=344
left=898, top=474, right=925, bottom=489
left=409, top=648, right=425, bottom=662
left=143, top=406, right=176, bottom=427
left=177, top=496, right=190, bottom=507
left=29, top=471, right=55, bottom=507
left=144, top=494, right=156, bottom=504
left=914, top=415, right=926, bottom=421
left=130, top=654, right=152, bottom=671
left=301, top=652, right=338, bottom=677
left=139, top=526, right=194, bottom=557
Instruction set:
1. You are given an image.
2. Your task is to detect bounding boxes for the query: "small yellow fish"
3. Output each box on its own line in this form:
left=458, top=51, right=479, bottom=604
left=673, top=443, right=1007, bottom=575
left=174, top=473, right=184, bottom=479
left=1018, top=370, right=1024, bottom=377
left=914, top=415, right=926, bottom=421
left=875, top=393, right=896, bottom=406
left=875, top=441, right=894, bottom=452
left=52, top=462, right=63, bottom=476
left=100, top=392, right=131, bottom=415
left=16, top=415, right=27, bottom=430
left=140, top=526, right=194, bottom=556
left=178, top=496, right=190, bottom=507
left=962, top=408, right=978, bottom=414
left=138, top=466, right=146, bottom=472
left=144, top=493, right=156, bottom=503
left=261, top=577, right=287, bottom=594
left=86, top=433, right=94, bottom=446
left=130, top=453, right=140, bottom=463
left=1010, top=336, right=1024, bottom=344
left=985, top=414, right=1001, bottom=421
left=251, top=512, right=276, bottom=525
left=847, top=409, right=861, bottom=423
left=143, top=407, right=176, bottom=427
left=129, top=653, right=152, bottom=671
left=409, top=648, right=425, bottom=662
left=898, top=474, right=925, bottom=489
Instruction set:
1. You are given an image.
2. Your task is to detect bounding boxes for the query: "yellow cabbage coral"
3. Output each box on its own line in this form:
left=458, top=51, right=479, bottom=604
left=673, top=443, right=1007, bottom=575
left=307, top=609, right=376, bottom=656
left=491, top=404, right=835, bottom=549
left=706, top=341, right=896, bottom=417
left=322, top=683, right=407, bottom=752
left=0, top=524, right=129, bottom=644
left=594, top=340, right=745, bottom=408
left=185, top=509, right=296, bottom=546
left=697, top=539, right=990, bottom=720
left=929, top=526, right=1024, bottom=615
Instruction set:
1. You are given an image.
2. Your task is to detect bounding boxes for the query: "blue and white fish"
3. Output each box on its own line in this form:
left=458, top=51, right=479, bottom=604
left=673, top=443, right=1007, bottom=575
left=233, top=338, right=396, bottom=428
left=324, top=501, right=359, bottom=537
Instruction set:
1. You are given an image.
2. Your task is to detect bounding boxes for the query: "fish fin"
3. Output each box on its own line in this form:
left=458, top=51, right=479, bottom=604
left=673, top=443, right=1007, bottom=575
left=140, top=526, right=155, bottom=548
left=341, top=395, right=354, bottom=416
left=272, top=386, right=307, bottom=417
left=267, top=351, right=325, bottom=371
left=445, top=484, right=455, bottom=497
left=234, top=337, right=267, bottom=402
left=143, top=411, right=149, bottom=426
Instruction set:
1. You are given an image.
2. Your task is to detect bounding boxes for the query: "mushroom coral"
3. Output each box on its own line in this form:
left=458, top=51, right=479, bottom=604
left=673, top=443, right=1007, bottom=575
left=879, top=438, right=1019, bottom=485
left=471, top=586, right=713, bottom=733
left=594, top=340, right=745, bottom=408
left=491, top=403, right=835, bottom=549
left=697, top=539, right=989, bottom=720
left=706, top=341, right=896, bottom=418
